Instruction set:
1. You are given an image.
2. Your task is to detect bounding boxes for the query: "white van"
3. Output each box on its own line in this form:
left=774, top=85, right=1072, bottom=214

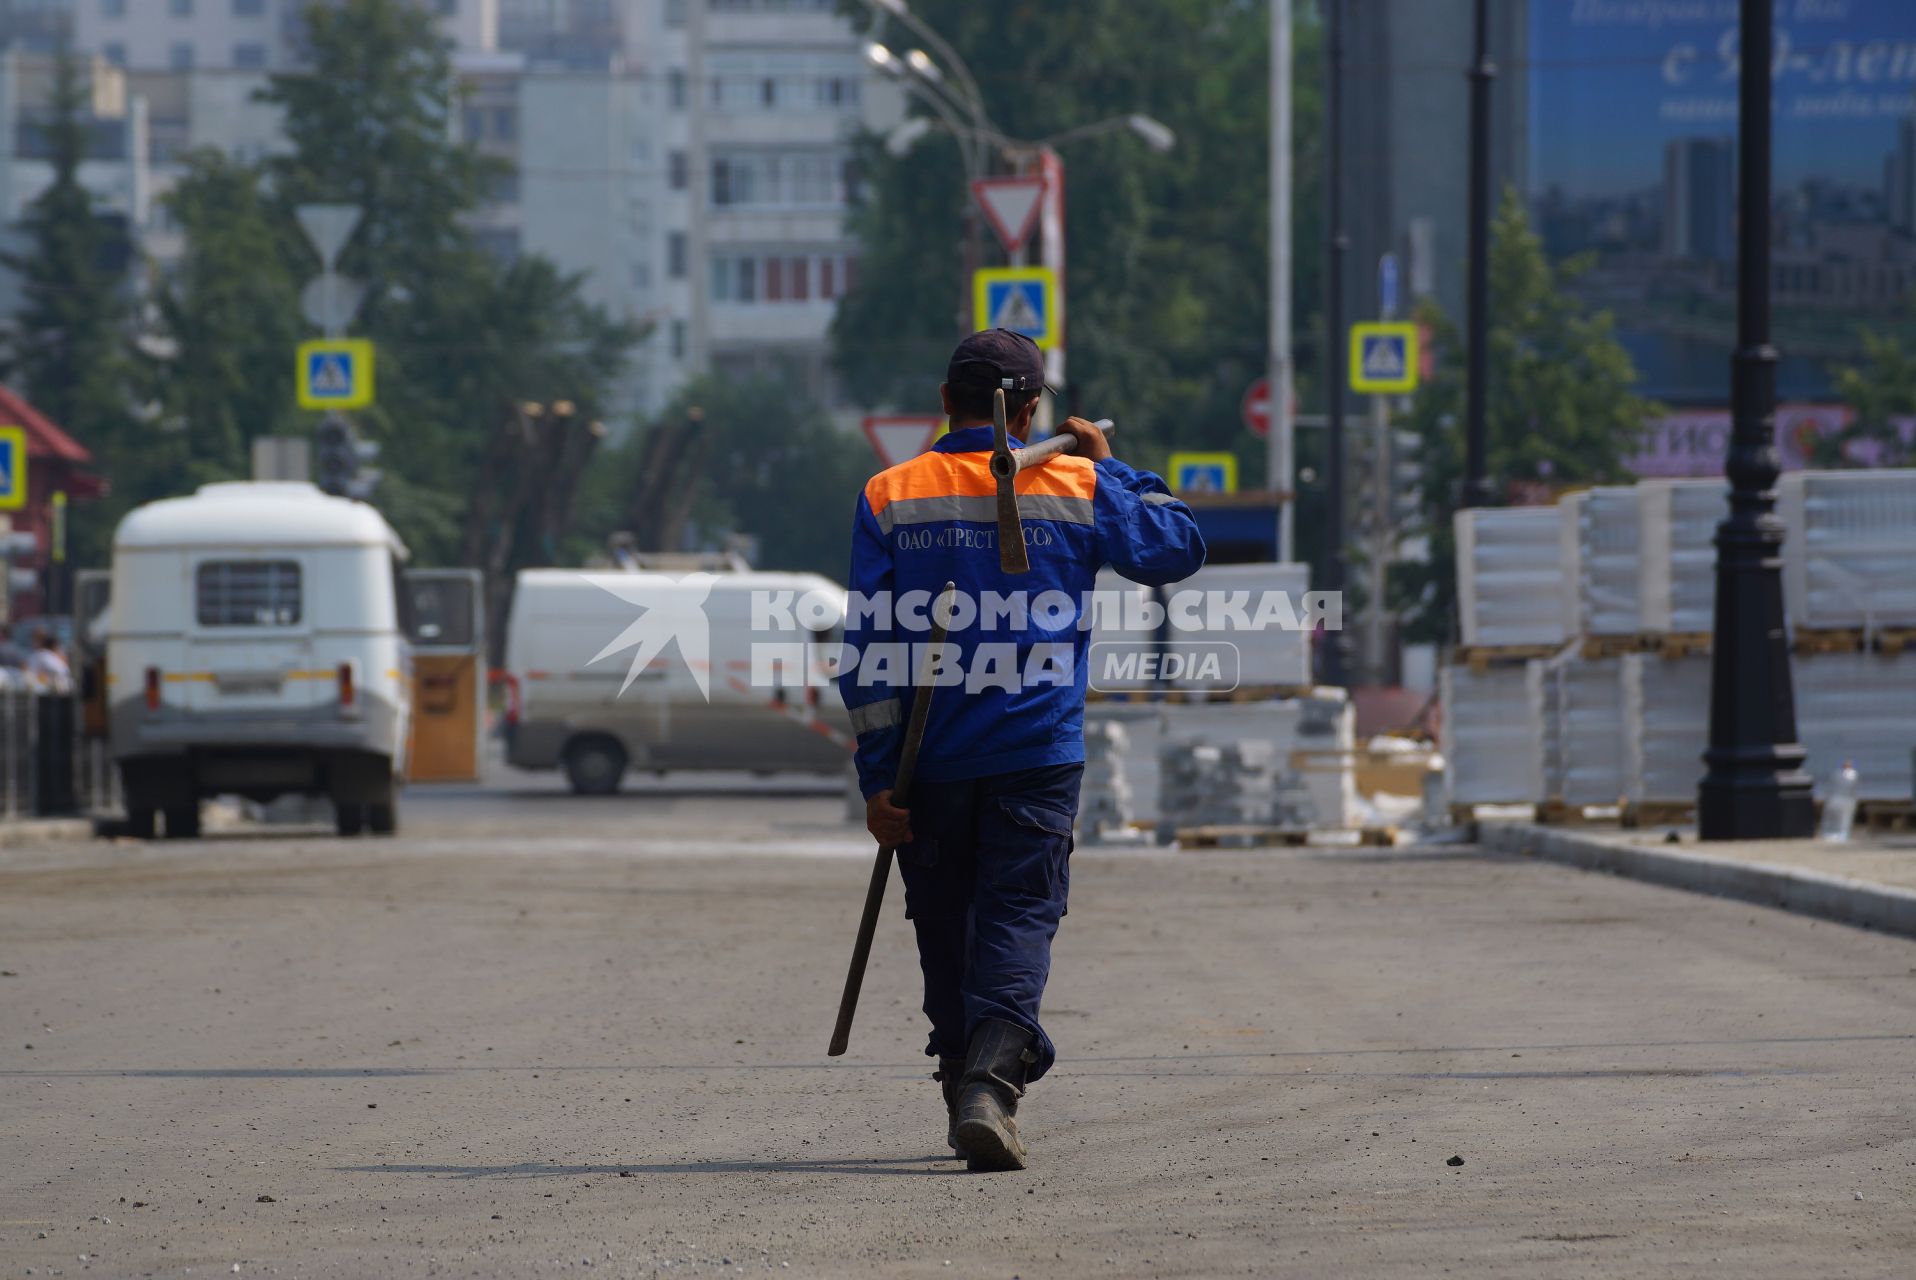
left=107, top=482, right=413, bottom=838
left=504, top=568, right=851, bottom=793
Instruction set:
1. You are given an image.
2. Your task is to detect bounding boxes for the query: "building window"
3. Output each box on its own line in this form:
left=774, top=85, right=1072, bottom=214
left=669, top=150, right=687, bottom=191
left=668, top=68, right=686, bottom=109
left=102, top=41, right=125, bottom=65
left=761, top=78, right=777, bottom=108
left=665, top=0, right=686, bottom=28
left=169, top=0, right=193, bottom=15
left=462, top=107, right=484, bottom=141
left=102, top=0, right=126, bottom=17
left=667, top=232, right=687, bottom=279
left=170, top=42, right=195, bottom=70
left=671, top=320, right=687, bottom=359
left=789, top=257, right=809, bottom=301
left=818, top=257, right=835, bottom=300
left=233, top=0, right=264, bottom=15
left=764, top=257, right=783, bottom=302
left=437, top=0, right=459, bottom=14
left=233, top=42, right=267, bottom=69
left=710, top=256, right=732, bottom=302
left=197, top=561, right=301, bottom=628
left=491, top=106, right=516, bottom=142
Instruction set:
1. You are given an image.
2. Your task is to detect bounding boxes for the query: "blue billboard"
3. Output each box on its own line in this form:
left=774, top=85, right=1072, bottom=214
left=1527, top=0, right=1916, bottom=403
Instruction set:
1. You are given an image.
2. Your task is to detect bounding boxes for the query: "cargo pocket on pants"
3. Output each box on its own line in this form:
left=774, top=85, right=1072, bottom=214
left=985, top=798, right=1074, bottom=902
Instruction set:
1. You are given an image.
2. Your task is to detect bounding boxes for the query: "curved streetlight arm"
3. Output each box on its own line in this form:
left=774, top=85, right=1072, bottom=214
left=862, top=0, right=992, bottom=136
left=1035, top=113, right=1178, bottom=154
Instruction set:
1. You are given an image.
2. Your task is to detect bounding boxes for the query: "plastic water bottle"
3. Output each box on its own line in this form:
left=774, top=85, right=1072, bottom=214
left=1819, top=761, right=1859, bottom=842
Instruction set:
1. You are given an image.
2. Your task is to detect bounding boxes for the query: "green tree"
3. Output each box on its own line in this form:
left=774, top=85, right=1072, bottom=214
left=1389, top=189, right=1655, bottom=643
left=577, top=373, right=874, bottom=581
left=250, top=0, right=638, bottom=564
left=1822, top=331, right=1916, bottom=467
left=1, top=50, right=134, bottom=559
left=151, top=150, right=307, bottom=494
left=831, top=0, right=1320, bottom=484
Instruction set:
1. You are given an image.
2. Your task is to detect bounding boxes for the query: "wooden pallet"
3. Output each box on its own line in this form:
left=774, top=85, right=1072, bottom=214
left=1646, top=632, right=1711, bottom=659
left=1457, top=644, right=1561, bottom=673
left=1176, top=824, right=1398, bottom=850
left=1533, top=799, right=1620, bottom=826
left=1581, top=634, right=1651, bottom=660
left=1872, top=628, right=1916, bottom=657
left=1857, top=800, right=1916, bottom=834
left=1793, top=629, right=1867, bottom=656
left=1621, top=799, right=1694, bottom=829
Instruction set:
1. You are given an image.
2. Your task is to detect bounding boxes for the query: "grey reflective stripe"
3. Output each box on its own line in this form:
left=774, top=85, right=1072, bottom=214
left=1142, top=492, right=1179, bottom=506
left=848, top=698, right=902, bottom=736
left=877, top=493, right=1094, bottom=533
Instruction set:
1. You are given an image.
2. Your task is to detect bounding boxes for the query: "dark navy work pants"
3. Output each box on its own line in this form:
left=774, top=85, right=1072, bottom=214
left=894, top=762, right=1083, bottom=1082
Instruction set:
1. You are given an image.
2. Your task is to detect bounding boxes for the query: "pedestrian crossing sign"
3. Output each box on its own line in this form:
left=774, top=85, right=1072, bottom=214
left=0, top=426, right=25, bottom=511
left=297, top=338, right=375, bottom=411
left=1168, top=451, right=1239, bottom=496
left=974, top=267, right=1059, bottom=351
left=1349, top=322, right=1419, bottom=395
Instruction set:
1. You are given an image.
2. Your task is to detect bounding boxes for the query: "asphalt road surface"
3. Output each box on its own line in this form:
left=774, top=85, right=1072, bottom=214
left=4, top=778, right=1914, bottom=1278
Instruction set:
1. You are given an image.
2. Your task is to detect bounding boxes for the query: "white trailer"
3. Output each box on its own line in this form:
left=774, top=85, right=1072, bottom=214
left=504, top=568, right=851, bottom=793
left=107, top=482, right=413, bottom=838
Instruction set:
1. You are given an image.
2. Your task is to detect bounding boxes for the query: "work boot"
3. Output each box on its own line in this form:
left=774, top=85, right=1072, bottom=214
left=933, top=1056, right=965, bottom=1154
left=953, top=1019, right=1037, bottom=1172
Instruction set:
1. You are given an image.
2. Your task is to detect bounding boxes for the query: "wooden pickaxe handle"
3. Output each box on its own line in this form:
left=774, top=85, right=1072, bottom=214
left=827, top=582, right=958, bottom=1058
left=989, top=385, right=1113, bottom=574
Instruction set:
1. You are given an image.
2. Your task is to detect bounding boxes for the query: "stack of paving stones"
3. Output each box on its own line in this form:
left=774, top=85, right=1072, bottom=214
left=1076, top=719, right=1135, bottom=843
left=1155, top=738, right=1312, bottom=845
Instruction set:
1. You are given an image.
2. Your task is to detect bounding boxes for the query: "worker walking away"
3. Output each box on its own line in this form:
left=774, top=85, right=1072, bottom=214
left=839, top=330, right=1206, bottom=1170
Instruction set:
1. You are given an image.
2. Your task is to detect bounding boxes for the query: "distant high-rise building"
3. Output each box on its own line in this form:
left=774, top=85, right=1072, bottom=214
left=1886, top=112, right=1916, bottom=238
left=1662, top=137, right=1736, bottom=264
left=72, top=0, right=495, bottom=73
left=0, top=0, right=71, bottom=57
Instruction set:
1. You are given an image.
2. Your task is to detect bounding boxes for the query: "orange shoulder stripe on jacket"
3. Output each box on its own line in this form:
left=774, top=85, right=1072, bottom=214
left=864, top=450, right=1097, bottom=515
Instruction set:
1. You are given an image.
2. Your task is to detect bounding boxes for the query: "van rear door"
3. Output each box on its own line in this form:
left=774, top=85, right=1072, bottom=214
left=180, top=555, right=324, bottom=715
left=403, top=568, right=485, bottom=781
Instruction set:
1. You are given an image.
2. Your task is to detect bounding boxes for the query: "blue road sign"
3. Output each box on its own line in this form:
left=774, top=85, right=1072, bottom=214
left=1349, top=322, right=1419, bottom=395
left=0, top=426, right=24, bottom=511
left=1379, top=252, right=1401, bottom=319
left=296, top=338, right=375, bottom=410
left=973, top=267, right=1059, bottom=350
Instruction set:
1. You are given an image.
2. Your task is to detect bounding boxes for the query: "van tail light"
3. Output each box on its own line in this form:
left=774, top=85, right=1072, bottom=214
left=144, top=667, right=161, bottom=712
left=337, top=662, right=356, bottom=710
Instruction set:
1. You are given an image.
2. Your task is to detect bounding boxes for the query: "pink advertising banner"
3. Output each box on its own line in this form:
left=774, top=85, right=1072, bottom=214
left=1628, top=406, right=1916, bottom=478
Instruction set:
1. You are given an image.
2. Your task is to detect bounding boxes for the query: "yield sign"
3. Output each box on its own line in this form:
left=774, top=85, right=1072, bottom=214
left=862, top=415, right=944, bottom=469
left=970, top=176, right=1046, bottom=256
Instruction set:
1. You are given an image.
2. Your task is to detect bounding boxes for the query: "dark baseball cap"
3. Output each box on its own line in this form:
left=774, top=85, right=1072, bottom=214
left=946, top=328, right=1045, bottom=394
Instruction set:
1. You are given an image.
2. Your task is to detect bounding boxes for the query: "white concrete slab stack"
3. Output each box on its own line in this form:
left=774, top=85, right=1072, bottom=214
left=1087, top=568, right=1158, bottom=692
left=1550, top=649, right=1624, bottom=806
left=1166, top=562, right=1313, bottom=691
left=1793, top=651, right=1916, bottom=801
left=1620, top=651, right=1711, bottom=803
left=1440, top=661, right=1546, bottom=807
left=1564, top=487, right=1641, bottom=639
left=1779, top=469, right=1916, bottom=634
left=1455, top=507, right=1569, bottom=649
left=1638, top=479, right=1727, bottom=636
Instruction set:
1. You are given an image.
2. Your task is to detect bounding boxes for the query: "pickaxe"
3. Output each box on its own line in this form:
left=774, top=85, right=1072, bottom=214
left=988, top=387, right=1114, bottom=574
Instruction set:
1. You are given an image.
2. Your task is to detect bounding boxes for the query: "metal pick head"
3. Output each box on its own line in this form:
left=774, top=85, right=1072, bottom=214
left=991, top=389, right=1030, bottom=575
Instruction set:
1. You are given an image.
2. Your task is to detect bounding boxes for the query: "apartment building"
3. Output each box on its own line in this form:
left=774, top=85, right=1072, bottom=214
left=73, top=0, right=495, bottom=72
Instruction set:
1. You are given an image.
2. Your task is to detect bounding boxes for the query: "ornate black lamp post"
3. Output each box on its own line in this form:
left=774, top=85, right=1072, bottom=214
left=1698, top=0, right=1816, bottom=840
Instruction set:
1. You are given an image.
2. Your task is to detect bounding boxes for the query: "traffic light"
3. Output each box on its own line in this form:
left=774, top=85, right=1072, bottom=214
left=313, top=416, right=380, bottom=500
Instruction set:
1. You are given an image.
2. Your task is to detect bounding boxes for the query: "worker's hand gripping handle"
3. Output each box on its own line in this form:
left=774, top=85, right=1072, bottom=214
left=827, top=583, right=958, bottom=1057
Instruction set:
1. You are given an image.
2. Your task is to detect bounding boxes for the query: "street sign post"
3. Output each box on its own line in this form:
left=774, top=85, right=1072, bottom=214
left=970, top=176, right=1046, bottom=257
left=1241, top=376, right=1272, bottom=438
left=973, top=267, right=1059, bottom=350
left=1168, top=451, right=1239, bottom=495
left=1350, top=322, right=1420, bottom=395
left=1379, top=252, right=1401, bottom=320
left=297, top=339, right=376, bottom=411
left=861, top=415, right=945, bottom=469
left=0, top=426, right=26, bottom=511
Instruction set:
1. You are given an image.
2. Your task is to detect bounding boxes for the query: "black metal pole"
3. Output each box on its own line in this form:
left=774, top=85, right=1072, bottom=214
left=1322, top=0, right=1347, bottom=687
left=1697, top=0, right=1814, bottom=840
left=1462, top=0, right=1494, bottom=510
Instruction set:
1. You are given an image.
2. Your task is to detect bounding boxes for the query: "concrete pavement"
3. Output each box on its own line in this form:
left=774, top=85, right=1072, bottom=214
left=3, top=786, right=1915, bottom=1277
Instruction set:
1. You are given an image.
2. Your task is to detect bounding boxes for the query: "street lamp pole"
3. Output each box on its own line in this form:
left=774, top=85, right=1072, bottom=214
left=1462, top=0, right=1494, bottom=510
left=1697, top=0, right=1815, bottom=840
left=1322, top=0, right=1347, bottom=687
left=1270, top=0, right=1295, bottom=563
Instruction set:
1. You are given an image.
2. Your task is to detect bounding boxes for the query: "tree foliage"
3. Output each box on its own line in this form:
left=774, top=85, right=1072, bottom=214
left=1389, top=189, right=1656, bottom=643
left=831, top=0, right=1322, bottom=483
left=1821, top=331, right=1916, bottom=467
